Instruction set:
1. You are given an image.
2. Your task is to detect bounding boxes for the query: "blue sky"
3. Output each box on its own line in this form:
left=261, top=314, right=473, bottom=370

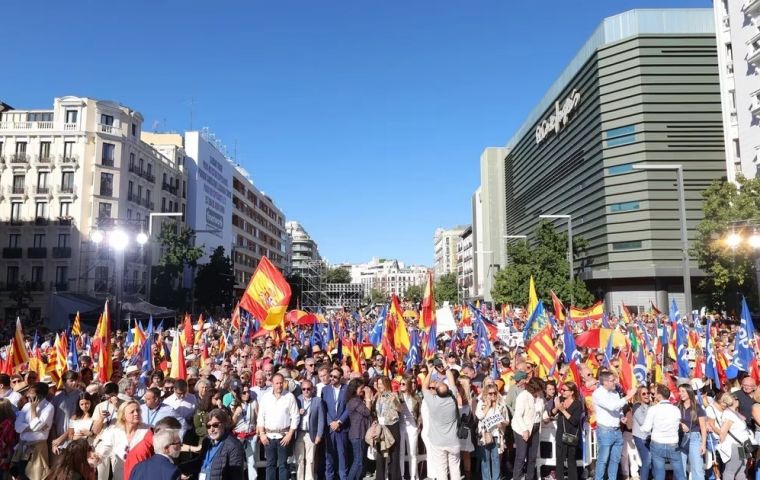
left=1, top=0, right=708, bottom=266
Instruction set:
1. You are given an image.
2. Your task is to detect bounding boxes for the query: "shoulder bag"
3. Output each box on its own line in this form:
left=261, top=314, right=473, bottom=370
left=560, top=404, right=579, bottom=447
left=454, top=398, right=470, bottom=440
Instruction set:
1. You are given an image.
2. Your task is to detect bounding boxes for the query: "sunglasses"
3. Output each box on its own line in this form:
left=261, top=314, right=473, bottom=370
left=330, top=375, right=340, bottom=379
left=206, top=422, right=222, bottom=429
left=302, top=387, right=313, bottom=391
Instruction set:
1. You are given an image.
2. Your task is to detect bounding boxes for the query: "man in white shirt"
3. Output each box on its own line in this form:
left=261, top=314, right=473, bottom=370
left=258, top=373, right=299, bottom=480
left=163, top=379, right=198, bottom=425
left=0, top=374, right=21, bottom=409
left=640, top=383, right=686, bottom=480
left=13, top=382, right=55, bottom=479
left=591, top=371, right=636, bottom=480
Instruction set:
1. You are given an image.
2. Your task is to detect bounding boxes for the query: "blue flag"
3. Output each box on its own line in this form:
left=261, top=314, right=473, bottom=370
left=634, top=347, right=647, bottom=385
left=471, top=305, right=493, bottom=356
left=603, top=327, right=615, bottom=368
left=676, top=318, right=690, bottom=377
left=601, top=313, right=610, bottom=329
left=732, top=296, right=756, bottom=372
left=369, top=306, right=387, bottom=347
left=405, top=330, right=421, bottom=370
left=139, top=337, right=153, bottom=386
left=705, top=318, right=721, bottom=390
left=491, top=354, right=500, bottom=380
left=125, top=322, right=134, bottom=349
left=563, top=322, right=581, bottom=365
left=67, top=331, right=79, bottom=372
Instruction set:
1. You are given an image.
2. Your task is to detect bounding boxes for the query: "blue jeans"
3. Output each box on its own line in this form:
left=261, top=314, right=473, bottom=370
left=264, top=439, right=288, bottom=480
left=651, top=442, right=686, bottom=480
left=679, top=432, right=705, bottom=480
left=479, top=442, right=500, bottom=480
left=633, top=436, right=651, bottom=480
left=595, top=426, right=623, bottom=480
left=347, top=438, right=365, bottom=480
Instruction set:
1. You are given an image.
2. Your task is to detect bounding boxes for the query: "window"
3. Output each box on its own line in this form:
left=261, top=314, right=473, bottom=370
left=12, top=175, right=24, bottom=193
left=65, top=110, right=78, bottom=124
left=102, top=143, right=115, bottom=166
left=146, top=189, right=151, bottom=203
left=99, top=173, right=113, bottom=196
left=39, top=141, right=51, bottom=160
left=31, top=266, right=43, bottom=284
left=37, top=172, right=48, bottom=189
left=63, top=141, right=75, bottom=160
left=100, top=114, right=114, bottom=126
left=147, top=163, right=152, bottom=176
left=33, top=234, right=45, bottom=248
left=609, top=201, right=640, bottom=212
left=0, top=142, right=3, bottom=157
left=139, top=158, right=144, bottom=172
left=8, top=234, right=19, bottom=248
left=162, top=173, right=167, bottom=185
left=15, top=142, right=27, bottom=154
left=61, top=172, right=74, bottom=192
left=10, top=203, right=22, bottom=223
left=98, top=202, right=112, bottom=219
left=35, top=202, right=47, bottom=219
left=128, top=181, right=134, bottom=197
left=57, top=234, right=69, bottom=248
left=612, top=241, right=642, bottom=251
left=162, top=198, right=166, bottom=211
left=127, top=209, right=132, bottom=219
left=131, top=123, right=137, bottom=136
left=608, top=164, right=633, bottom=175
left=129, top=153, right=135, bottom=169
left=55, top=266, right=68, bottom=285
left=6, top=266, right=19, bottom=286
left=26, top=112, right=53, bottom=122
left=605, top=125, right=636, bottom=147
left=59, top=202, right=71, bottom=217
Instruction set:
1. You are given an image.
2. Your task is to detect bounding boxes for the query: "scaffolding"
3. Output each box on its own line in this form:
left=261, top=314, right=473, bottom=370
left=300, top=259, right=324, bottom=311
left=323, top=283, right=365, bottom=310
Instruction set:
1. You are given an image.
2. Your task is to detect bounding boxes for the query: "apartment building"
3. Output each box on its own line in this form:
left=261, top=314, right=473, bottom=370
left=0, top=96, right=186, bottom=322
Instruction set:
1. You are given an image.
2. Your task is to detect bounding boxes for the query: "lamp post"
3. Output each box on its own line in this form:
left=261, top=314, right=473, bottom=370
left=539, top=214, right=573, bottom=304
left=632, top=164, right=691, bottom=315
left=722, top=223, right=760, bottom=307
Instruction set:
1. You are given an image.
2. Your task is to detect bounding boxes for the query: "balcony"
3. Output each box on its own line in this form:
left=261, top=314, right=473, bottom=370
left=127, top=191, right=140, bottom=205
left=98, top=123, right=120, bottom=135
left=747, top=0, right=760, bottom=16
left=144, top=199, right=154, bottom=210
left=752, top=89, right=760, bottom=116
left=34, top=217, right=49, bottom=226
left=145, top=172, right=155, bottom=183
left=34, top=186, right=50, bottom=195
left=10, top=153, right=28, bottom=164
left=63, top=123, right=77, bottom=131
left=749, top=39, right=760, bottom=68
left=0, top=282, right=20, bottom=292
left=8, top=185, right=26, bottom=196
left=1, top=248, right=22, bottom=259
left=101, top=158, right=115, bottom=167
left=57, top=217, right=73, bottom=226
left=98, top=188, right=113, bottom=198
left=58, top=154, right=79, bottom=168
left=0, top=121, right=53, bottom=130
left=52, top=247, right=72, bottom=258
left=162, top=183, right=178, bottom=195
left=56, top=185, right=75, bottom=195
left=33, top=154, right=53, bottom=167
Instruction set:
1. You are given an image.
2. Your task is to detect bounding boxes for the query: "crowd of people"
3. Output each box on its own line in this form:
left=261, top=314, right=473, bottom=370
left=0, top=303, right=758, bottom=480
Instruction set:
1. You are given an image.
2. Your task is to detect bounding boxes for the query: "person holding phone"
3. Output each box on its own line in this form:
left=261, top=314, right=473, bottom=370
left=12, top=382, right=55, bottom=480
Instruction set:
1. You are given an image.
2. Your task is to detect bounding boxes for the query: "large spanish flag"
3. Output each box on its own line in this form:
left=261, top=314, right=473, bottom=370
left=239, top=256, right=291, bottom=325
left=569, top=302, right=604, bottom=321
left=97, top=301, right=112, bottom=383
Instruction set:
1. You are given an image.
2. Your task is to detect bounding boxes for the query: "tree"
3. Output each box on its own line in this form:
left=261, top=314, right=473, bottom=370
left=491, top=220, right=594, bottom=308
left=366, top=288, right=387, bottom=304
left=194, top=246, right=235, bottom=312
left=435, top=273, right=459, bottom=304
left=692, top=176, right=760, bottom=309
left=322, top=267, right=352, bottom=284
left=403, top=284, right=424, bottom=303
left=150, top=224, right=204, bottom=309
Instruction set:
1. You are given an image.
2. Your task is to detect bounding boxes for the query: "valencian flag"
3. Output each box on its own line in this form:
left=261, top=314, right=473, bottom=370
left=527, top=325, right=556, bottom=378
left=524, top=301, right=550, bottom=343
left=239, top=256, right=291, bottom=329
left=419, top=271, right=436, bottom=330
left=10, top=317, right=29, bottom=368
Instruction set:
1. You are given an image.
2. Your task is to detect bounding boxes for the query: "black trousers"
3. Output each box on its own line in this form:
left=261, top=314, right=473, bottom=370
left=555, top=440, right=578, bottom=480
left=376, top=421, right=402, bottom=480
left=513, top=424, right=540, bottom=480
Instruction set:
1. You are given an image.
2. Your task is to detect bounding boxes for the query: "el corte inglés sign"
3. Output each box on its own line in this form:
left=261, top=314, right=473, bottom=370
left=535, top=89, right=581, bottom=145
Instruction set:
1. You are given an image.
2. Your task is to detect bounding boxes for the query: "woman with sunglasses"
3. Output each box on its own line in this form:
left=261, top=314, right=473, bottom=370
left=231, top=383, right=258, bottom=480
left=398, top=373, right=422, bottom=480
left=554, top=382, right=583, bottom=480
left=476, top=383, right=509, bottom=480
left=632, top=385, right=653, bottom=480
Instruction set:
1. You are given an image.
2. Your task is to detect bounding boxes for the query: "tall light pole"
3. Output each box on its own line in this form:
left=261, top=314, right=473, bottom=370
left=539, top=214, right=573, bottom=304
left=632, top=164, right=691, bottom=315
left=504, top=234, right=527, bottom=266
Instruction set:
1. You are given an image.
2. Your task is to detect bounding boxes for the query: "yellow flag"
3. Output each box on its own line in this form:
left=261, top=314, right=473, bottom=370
left=528, top=276, right=539, bottom=315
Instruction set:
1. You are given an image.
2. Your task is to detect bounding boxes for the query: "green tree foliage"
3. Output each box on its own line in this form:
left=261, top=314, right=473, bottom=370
left=322, top=267, right=352, bottom=284
left=150, top=224, right=204, bottom=309
left=403, top=284, right=424, bottom=303
left=367, top=288, right=387, bottom=304
left=491, top=220, right=594, bottom=308
left=435, top=273, right=459, bottom=304
left=194, top=246, right=235, bottom=312
left=692, top=176, right=760, bottom=309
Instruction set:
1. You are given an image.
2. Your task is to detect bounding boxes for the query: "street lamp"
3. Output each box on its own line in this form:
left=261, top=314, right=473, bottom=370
left=632, top=163, right=691, bottom=315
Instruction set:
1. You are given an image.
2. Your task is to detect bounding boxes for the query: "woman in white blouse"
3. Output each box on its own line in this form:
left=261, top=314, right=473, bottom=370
left=710, top=392, right=753, bottom=480
left=94, top=400, right=149, bottom=480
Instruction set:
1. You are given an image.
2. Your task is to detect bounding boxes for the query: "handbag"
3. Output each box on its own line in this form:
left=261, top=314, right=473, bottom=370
left=454, top=399, right=470, bottom=440
left=560, top=409, right=579, bottom=447
left=713, top=406, right=756, bottom=460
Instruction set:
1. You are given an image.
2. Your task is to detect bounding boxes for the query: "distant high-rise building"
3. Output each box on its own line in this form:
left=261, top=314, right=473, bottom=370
left=286, top=221, right=321, bottom=275
left=433, top=226, right=467, bottom=278
left=457, top=226, right=475, bottom=301
left=345, top=257, right=427, bottom=299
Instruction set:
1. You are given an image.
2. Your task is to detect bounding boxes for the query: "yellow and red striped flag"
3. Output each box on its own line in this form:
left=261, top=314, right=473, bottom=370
left=97, top=301, right=112, bottom=383
left=419, top=271, right=436, bottom=330
left=10, top=317, right=28, bottom=369
left=194, top=314, right=205, bottom=345
left=54, top=333, right=68, bottom=386
left=72, top=311, right=81, bottom=336
left=170, top=330, right=187, bottom=380
left=526, top=325, right=556, bottom=379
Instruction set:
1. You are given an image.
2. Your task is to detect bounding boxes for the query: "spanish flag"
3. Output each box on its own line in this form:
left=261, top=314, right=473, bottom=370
left=550, top=291, right=565, bottom=322
left=390, top=294, right=410, bottom=353
left=170, top=330, right=187, bottom=380
left=97, top=301, right=112, bottom=383
left=526, top=325, right=556, bottom=379
left=182, top=314, right=194, bottom=347
left=419, top=271, right=436, bottom=330
left=10, top=317, right=28, bottom=368
left=239, top=256, right=291, bottom=327
left=570, top=302, right=604, bottom=321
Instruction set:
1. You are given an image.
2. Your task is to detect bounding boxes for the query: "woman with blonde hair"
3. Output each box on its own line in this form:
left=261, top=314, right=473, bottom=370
left=476, top=382, right=509, bottom=480
left=94, top=400, right=149, bottom=480
left=710, top=392, right=753, bottom=480
left=374, top=375, right=402, bottom=480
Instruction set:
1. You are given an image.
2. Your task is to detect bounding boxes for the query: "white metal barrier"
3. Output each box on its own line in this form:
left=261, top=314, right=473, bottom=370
left=536, top=420, right=596, bottom=478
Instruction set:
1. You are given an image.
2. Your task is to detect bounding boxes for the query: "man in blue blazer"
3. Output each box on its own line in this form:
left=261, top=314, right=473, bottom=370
left=295, top=379, right=326, bottom=480
left=130, top=428, right=182, bottom=480
left=321, top=367, right=350, bottom=480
